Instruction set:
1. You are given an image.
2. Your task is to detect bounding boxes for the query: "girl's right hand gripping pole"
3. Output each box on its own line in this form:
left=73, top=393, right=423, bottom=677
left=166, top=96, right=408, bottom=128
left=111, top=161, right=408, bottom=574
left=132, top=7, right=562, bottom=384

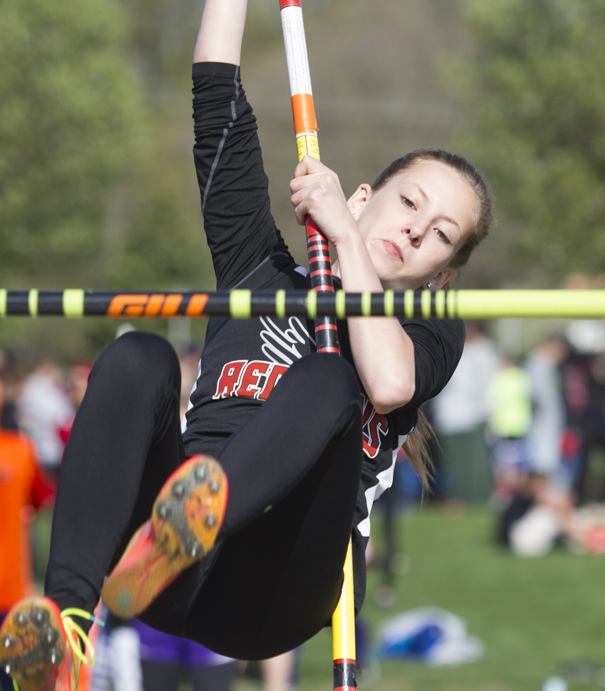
left=279, top=2, right=356, bottom=689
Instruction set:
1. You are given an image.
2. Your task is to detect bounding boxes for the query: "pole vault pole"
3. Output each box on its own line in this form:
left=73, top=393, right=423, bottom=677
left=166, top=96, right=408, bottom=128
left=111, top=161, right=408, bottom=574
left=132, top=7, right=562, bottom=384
left=278, top=2, right=356, bottom=690
left=279, top=0, right=339, bottom=353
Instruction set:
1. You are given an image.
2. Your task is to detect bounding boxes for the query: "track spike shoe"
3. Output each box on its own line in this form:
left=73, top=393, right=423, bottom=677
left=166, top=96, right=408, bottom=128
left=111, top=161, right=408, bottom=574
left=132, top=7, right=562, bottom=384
left=0, top=597, right=80, bottom=691
left=101, top=455, right=227, bottom=619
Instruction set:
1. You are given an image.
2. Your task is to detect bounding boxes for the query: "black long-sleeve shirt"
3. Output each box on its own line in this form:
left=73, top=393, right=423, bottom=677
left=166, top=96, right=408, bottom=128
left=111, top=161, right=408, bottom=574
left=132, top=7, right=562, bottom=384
left=183, top=61, right=465, bottom=611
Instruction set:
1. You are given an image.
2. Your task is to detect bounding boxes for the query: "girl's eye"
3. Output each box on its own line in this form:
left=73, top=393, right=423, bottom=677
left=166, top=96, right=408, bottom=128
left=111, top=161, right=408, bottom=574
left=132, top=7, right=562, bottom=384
left=402, top=197, right=415, bottom=209
left=435, top=229, right=450, bottom=244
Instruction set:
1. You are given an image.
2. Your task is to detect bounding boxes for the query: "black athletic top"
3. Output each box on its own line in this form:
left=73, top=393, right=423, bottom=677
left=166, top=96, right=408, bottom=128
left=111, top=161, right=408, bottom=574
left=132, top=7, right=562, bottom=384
left=182, top=62, right=465, bottom=612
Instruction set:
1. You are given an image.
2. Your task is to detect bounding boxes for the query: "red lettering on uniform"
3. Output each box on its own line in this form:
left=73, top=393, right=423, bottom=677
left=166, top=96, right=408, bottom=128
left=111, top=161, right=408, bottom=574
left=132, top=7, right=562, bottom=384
left=238, top=361, right=272, bottom=399
left=361, top=394, right=374, bottom=428
left=258, top=364, right=289, bottom=400
left=364, top=411, right=389, bottom=458
left=213, top=360, right=289, bottom=401
left=360, top=393, right=389, bottom=459
left=213, top=361, right=247, bottom=399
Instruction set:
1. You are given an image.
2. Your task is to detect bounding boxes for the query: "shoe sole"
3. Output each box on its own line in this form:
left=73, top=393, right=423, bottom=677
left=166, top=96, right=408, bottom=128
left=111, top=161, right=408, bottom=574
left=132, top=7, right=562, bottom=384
left=0, top=596, right=68, bottom=691
left=101, top=455, right=227, bottom=619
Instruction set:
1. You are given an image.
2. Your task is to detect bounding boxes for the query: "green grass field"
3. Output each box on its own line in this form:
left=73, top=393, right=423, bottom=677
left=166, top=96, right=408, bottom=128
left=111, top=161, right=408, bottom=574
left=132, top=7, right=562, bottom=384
left=235, top=506, right=604, bottom=691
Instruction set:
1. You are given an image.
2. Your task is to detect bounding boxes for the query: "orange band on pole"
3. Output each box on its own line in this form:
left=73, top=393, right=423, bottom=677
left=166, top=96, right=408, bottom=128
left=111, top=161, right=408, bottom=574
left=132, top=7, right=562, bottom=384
left=291, top=93, right=318, bottom=135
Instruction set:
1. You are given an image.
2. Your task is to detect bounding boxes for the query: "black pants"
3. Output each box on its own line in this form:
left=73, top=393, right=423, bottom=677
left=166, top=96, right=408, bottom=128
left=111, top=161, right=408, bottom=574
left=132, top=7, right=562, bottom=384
left=45, top=332, right=362, bottom=660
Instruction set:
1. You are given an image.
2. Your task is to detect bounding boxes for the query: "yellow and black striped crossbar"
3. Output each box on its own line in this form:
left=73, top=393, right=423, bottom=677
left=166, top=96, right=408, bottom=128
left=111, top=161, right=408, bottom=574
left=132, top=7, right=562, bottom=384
left=1, top=289, right=605, bottom=319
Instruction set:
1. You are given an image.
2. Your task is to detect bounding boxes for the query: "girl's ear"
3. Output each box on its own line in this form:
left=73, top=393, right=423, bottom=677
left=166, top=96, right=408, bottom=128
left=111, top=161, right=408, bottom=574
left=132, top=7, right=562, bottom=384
left=347, top=183, right=372, bottom=218
left=426, top=267, right=455, bottom=291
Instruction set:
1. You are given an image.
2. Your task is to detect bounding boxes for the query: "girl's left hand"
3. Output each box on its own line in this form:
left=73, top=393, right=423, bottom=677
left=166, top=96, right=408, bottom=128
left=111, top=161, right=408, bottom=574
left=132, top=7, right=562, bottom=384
left=289, top=156, right=358, bottom=247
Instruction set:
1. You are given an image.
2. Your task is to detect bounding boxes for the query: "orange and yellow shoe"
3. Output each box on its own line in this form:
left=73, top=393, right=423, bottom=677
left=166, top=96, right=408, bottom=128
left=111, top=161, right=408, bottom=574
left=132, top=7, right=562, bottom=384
left=0, top=596, right=100, bottom=691
left=101, top=455, right=227, bottom=619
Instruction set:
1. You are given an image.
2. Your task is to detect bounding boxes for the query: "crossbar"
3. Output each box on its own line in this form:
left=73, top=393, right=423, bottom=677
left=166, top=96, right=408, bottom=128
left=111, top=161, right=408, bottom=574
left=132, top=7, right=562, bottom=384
left=0, top=289, right=604, bottom=319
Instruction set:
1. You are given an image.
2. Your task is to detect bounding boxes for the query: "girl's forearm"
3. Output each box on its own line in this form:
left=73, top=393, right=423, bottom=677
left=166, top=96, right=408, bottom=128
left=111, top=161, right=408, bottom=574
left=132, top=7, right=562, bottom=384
left=194, top=0, right=248, bottom=65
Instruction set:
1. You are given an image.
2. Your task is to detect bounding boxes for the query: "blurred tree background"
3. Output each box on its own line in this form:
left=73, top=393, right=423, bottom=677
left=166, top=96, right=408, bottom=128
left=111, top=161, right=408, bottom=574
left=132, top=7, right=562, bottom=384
left=1, top=0, right=604, bottom=358
left=447, top=0, right=605, bottom=288
left=0, top=0, right=144, bottom=287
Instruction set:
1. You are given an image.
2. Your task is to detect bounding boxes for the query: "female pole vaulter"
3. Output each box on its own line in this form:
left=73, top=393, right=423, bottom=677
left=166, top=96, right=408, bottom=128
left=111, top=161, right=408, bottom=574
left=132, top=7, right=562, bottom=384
left=0, top=2, right=494, bottom=689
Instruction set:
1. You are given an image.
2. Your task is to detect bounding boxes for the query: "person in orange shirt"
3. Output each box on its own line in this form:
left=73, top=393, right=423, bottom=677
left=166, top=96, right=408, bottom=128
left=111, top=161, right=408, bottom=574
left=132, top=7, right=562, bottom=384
left=0, top=379, right=54, bottom=691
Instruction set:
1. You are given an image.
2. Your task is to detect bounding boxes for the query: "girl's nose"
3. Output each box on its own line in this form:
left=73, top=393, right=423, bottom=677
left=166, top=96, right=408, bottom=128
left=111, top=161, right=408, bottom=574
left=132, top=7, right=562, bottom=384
left=404, top=223, right=425, bottom=247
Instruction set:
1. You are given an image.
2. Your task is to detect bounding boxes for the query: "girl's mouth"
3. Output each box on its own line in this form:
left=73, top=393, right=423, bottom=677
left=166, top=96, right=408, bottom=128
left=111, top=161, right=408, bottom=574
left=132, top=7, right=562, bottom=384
left=382, top=240, right=403, bottom=262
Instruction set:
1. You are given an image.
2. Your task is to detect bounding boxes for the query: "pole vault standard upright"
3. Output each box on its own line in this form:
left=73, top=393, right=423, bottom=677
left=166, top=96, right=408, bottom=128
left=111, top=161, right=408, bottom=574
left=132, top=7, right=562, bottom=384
left=279, top=2, right=356, bottom=691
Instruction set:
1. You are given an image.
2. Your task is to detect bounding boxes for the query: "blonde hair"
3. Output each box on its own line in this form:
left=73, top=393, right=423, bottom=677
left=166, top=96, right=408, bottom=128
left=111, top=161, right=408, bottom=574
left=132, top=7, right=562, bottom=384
left=401, top=409, right=435, bottom=493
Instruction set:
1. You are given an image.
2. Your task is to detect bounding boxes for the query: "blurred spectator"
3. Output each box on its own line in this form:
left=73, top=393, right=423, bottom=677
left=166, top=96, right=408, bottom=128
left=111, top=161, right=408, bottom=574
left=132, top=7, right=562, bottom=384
left=67, top=361, right=93, bottom=409
left=57, top=361, right=94, bottom=445
left=260, top=651, right=298, bottom=691
left=525, top=335, right=569, bottom=485
left=563, top=275, right=605, bottom=356
left=488, top=358, right=532, bottom=505
left=499, top=474, right=567, bottom=557
left=561, top=327, right=605, bottom=503
left=497, top=335, right=573, bottom=555
left=0, top=351, right=24, bottom=431
left=373, top=451, right=407, bottom=609
left=133, top=618, right=237, bottom=691
left=88, top=606, right=143, bottom=691
left=498, top=472, right=596, bottom=558
left=561, top=275, right=605, bottom=501
left=90, top=609, right=239, bottom=691
left=0, top=380, right=54, bottom=691
left=21, top=359, right=92, bottom=584
left=18, top=357, right=74, bottom=485
left=89, top=611, right=143, bottom=691
left=431, top=322, right=500, bottom=504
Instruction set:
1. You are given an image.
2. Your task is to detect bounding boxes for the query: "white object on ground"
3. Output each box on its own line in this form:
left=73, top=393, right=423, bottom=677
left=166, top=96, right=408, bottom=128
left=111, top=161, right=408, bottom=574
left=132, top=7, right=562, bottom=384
left=542, top=676, right=568, bottom=691
left=376, top=607, right=484, bottom=667
left=509, top=505, right=560, bottom=557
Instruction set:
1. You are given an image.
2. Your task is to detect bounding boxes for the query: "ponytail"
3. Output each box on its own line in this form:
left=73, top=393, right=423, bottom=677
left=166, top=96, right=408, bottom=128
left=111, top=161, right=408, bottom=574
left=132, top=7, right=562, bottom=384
left=402, top=409, right=435, bottom=495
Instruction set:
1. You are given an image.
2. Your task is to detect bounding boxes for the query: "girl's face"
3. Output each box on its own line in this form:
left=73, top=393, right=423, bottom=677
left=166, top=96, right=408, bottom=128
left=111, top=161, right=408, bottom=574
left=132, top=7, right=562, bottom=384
left=350, top=160, right=478, bottom=291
